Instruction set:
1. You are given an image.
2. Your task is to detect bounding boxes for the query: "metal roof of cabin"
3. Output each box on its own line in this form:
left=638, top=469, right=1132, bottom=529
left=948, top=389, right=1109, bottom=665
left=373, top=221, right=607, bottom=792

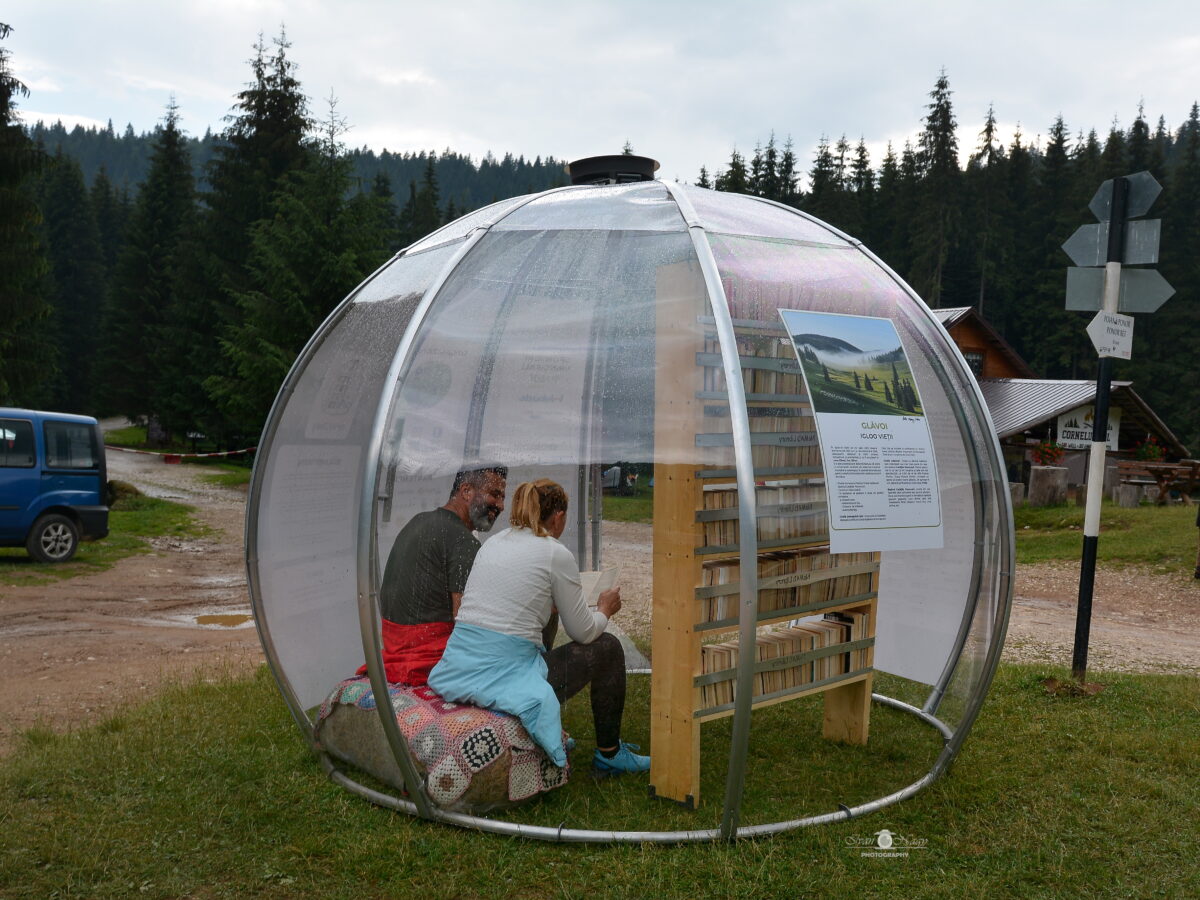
left=979, top=377, right=1188, bottom=457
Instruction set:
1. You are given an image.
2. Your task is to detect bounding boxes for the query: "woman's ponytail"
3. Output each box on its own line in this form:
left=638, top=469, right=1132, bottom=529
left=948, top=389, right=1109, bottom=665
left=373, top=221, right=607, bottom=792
left=509, top=479, right=568, bottom=537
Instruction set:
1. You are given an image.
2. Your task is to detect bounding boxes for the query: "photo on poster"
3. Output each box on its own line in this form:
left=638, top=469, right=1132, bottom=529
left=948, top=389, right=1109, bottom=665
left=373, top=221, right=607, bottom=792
left=783, top=310, right=925, bottom=418
left=779, top=308, right=943, bottom=553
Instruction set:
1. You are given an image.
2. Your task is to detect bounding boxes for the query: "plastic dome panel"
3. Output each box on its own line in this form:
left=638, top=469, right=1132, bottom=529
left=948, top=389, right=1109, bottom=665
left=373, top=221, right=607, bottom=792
left=494, top=181, right=686, bottom=232
left=247, top=180, right=1013, bottom=841
left=680, top=183, right=852, bottom=245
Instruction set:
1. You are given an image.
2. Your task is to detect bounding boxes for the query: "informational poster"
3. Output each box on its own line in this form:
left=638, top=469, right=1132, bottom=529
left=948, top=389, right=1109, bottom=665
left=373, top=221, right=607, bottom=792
left=779, top=309, right=943, bottom=553
left=1057, top=404, right=1120, bottom=451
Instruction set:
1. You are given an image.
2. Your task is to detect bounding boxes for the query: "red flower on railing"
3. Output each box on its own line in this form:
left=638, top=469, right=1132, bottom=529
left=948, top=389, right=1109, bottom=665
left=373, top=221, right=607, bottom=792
left=1031, top=440, right=1065, bottom=466
left=1133, top=436, right=1165, bottom=461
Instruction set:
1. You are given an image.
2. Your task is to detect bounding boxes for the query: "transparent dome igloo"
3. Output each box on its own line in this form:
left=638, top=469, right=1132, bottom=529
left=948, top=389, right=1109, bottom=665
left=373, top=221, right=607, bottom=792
left=247, top=178, right=1014, bottom=843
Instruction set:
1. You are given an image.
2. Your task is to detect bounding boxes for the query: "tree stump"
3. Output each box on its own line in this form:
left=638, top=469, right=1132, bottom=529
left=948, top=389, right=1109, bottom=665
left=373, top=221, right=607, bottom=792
left=1009, top=481, right=1026, bottom=508
left=1028, top=466, right=1068, bottom=506
left=1103, top=463, right=1119, bottom=496
left=1114, top=484, right=1141, bottom=508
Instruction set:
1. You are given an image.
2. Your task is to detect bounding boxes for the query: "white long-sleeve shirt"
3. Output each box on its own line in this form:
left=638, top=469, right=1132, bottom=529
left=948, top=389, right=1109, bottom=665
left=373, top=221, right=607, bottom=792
left=454, top=526, right=608, bottom=646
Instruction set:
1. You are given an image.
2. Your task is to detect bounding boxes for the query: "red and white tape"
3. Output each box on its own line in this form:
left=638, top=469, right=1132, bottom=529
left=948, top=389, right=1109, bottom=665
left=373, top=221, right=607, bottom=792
left=105, top=444, right=256, bottom=463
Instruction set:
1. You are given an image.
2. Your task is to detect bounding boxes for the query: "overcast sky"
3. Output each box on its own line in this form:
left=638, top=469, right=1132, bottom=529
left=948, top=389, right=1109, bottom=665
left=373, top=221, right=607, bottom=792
left=6, top=1, right=1200, bottom=186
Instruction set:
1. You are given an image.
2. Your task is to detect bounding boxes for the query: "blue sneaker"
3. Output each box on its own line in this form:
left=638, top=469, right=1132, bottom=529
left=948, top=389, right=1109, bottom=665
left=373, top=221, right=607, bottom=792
left=592, top=741, right=650, bottom=776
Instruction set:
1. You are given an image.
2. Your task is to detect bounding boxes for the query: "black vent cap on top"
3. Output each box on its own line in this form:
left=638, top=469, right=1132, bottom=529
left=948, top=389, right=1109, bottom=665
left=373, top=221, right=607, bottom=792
left=566, top=154, right=660, bottom=185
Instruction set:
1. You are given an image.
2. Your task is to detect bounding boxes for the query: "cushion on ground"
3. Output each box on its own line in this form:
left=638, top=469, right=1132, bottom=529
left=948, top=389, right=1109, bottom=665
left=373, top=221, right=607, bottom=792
left=315, top=677, right=570, bottom=813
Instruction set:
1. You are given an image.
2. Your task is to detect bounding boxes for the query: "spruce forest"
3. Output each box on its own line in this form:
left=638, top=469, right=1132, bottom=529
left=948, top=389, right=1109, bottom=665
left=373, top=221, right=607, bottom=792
left=3, top=29, right=1199, bottom=450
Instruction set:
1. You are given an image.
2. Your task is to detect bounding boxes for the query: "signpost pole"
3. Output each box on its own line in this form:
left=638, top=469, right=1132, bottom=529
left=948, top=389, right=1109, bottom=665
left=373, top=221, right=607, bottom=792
left=1073, top=176, right=1128, bottom=682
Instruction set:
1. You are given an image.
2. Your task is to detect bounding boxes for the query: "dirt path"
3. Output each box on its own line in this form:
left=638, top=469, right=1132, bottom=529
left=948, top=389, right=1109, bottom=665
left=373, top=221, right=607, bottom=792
left=2, top=457, right=1196, bottom=757
left=0, top=449, right=262, bottom=756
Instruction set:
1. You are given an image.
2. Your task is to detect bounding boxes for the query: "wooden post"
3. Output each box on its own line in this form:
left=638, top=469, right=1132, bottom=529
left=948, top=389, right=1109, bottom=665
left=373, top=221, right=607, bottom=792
left=649, top=260, right=706, bottom=807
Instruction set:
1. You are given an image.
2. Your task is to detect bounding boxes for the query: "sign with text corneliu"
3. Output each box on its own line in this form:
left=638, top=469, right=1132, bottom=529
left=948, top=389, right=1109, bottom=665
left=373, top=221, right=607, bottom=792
left=779, top=309, right=943, bottom=553
left=1056, top=404, right=1121, bottom=451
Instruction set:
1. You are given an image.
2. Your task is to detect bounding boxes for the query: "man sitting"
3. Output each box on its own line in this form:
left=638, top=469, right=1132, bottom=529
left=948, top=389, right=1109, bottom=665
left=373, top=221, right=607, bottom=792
left=359, top=464, right=507, bottom=685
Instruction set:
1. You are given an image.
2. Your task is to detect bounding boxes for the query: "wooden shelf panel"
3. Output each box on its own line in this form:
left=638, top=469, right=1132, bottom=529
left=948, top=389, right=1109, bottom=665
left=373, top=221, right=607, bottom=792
left=696, top=535, right=831, bottom=555
left=696, top=465, right=824, bottom=479
left=697, top=315, right=789, bottom=335
left=695, top=670, right=873, bottom=722
left=696, top=559, right=876, bottom=595
left=695, top=638, right=874, bottom=687
left=695, top=591, right=877, bottom=633
left=696, top=390, right=810, bottom=404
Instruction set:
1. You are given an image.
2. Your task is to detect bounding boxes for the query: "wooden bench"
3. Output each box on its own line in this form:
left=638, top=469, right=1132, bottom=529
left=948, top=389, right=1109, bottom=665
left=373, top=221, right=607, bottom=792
left=1115, top=459, right=1200, bottom=505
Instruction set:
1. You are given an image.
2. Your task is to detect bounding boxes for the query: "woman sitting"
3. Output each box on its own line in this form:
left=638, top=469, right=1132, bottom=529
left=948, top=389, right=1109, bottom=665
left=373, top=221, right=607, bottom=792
left=428, top=478, right=649, bottom=775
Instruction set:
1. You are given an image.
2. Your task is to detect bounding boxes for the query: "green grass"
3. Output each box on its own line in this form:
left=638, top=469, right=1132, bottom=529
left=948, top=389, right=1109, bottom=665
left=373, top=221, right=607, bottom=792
left=0, top=494, right=201, bottom=587
left=104, top=423, right=255, bottom=480
left=1014, top=500, right=1197, bottom=569
left=1, top=663, right=1196, bottom=898
left=602, top=487, right=653, bottom=524
left=195, top=460, right=253, bottom=488
left=102, top=423, right=149, bottom=447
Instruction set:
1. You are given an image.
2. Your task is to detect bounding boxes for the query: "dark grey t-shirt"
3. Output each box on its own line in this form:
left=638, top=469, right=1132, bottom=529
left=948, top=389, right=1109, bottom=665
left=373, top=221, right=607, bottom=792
left=379, top=507, right=480, bottom=625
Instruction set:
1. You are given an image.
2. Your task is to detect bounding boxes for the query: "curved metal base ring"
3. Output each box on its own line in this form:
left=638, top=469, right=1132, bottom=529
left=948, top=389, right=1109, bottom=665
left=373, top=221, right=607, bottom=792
left=320, top=691, right=954, bottom=844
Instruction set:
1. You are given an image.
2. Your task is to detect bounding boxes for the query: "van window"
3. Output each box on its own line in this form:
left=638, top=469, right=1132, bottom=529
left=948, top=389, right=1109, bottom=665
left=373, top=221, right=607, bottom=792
left=0, top=419, right=36, bottom=468
left=44, top=421, right=100, bottom=470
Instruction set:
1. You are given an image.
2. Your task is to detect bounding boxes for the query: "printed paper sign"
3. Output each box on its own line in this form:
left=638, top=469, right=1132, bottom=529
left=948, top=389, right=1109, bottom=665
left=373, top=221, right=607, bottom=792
left=779, top=309, right=943, bottom=553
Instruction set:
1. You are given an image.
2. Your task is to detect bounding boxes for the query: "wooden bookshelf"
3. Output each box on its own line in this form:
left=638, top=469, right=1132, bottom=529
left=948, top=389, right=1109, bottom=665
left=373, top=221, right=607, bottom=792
left=649, top=277, right=879, bottom=808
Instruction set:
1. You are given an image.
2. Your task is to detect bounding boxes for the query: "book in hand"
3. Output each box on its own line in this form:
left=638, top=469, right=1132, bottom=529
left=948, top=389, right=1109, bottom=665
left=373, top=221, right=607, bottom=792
left=580, top=567, right=619, bottom=608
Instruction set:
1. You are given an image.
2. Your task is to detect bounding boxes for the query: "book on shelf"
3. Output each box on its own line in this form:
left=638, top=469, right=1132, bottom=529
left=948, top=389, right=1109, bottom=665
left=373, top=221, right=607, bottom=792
left=700, top=482, right=826, bottom=547
left=697, top=612, right=871, bottom=708
left=699, top=547, right=877, bottom=623
left=702, top=333, right=805, bottom=397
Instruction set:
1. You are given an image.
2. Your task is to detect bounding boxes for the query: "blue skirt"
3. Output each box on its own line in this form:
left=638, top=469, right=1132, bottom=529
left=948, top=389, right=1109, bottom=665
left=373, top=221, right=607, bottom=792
left=428, top=622, right=566, bottom=767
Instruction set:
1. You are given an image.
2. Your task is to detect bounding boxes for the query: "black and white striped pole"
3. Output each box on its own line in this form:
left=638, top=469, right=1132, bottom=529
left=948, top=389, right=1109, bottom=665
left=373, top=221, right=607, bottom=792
left=1072, top=176, right=1127, bottom=682
left=1063, top=170, right=1173, bottom=682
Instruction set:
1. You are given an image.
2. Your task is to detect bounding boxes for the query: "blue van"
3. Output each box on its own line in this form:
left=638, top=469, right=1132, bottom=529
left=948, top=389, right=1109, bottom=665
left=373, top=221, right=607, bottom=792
left=0, top=408, right=109, bottom=563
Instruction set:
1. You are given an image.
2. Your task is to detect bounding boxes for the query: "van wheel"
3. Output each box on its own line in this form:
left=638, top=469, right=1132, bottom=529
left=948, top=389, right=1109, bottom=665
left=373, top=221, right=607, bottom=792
left=26, top=514, right=80, bottom=563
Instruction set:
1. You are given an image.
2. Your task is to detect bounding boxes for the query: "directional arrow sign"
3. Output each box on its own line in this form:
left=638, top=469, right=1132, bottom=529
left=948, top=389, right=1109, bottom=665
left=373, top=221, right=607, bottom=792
left=1062, top=219, right=1161, bottom=267
left=1088, top=171, right=1162, bottom=221
left=1065, top=267, right=1176, bottom=313
left=1086, top=310, right=1134, bottom=359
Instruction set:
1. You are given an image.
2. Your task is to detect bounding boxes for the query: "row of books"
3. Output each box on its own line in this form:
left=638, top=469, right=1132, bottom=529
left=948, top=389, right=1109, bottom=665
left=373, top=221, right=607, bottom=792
left=700, top=483, right=826, bottom=547
left=701, top=334, right=806, bottom=397
left=698, top=548, right=877, bottom=623
left=697, top=611, right=872, bottom=708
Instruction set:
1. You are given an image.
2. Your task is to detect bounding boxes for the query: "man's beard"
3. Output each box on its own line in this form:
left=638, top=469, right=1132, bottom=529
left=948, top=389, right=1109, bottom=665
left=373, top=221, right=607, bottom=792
left=469, top=499, right=501, bottom=532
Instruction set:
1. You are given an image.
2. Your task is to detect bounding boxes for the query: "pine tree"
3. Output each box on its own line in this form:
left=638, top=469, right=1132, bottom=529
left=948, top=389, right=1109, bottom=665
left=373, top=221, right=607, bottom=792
left=777, top=137, right=799, bottom=207
left=98, top=101, right=195, bottom=427
left=35, top=149, right=105, bottom=410
left=410, top=154, right=443, bottom=240
left=1098, top=119, right=1128, bottom=180
left=1126, top=104, right=1150, bottom=173
left=964, top=105, right=1011, bottom=319
left=909, top=71, right=961, bottom=307
left=0, top=23, right=52, bottom=402
left=714, top=148, right=749, bottom=194
left=871, top=143, right=904, bottom=269
left=195, top=31, right=313, bottom=441
left=847, top=138, right=875, bottom=239
left=210, top=98, right=391, bottom=430
left=696, top=165, right=712, bottom=189
left=803, top=137, right=838, bottom=223
left=90, top=167, right=129, bottom=281
left=1025, top=116, right=1082, bottom=378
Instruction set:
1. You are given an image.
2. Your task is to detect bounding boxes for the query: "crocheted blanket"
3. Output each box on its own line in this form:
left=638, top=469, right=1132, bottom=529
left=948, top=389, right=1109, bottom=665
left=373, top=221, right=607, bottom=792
left=316, top=677, right=569, bottom=810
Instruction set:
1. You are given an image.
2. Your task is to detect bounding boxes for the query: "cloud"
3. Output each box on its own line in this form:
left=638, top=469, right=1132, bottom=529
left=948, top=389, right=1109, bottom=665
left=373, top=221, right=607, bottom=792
left=357, top=65, right=437, bottom=88
left=16, top=109, right=110, bottom=131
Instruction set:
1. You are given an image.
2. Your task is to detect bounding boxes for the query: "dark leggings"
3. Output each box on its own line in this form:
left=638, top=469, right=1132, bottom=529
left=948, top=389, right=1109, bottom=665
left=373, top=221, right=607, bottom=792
left=543, top=632, right=626, bottom=749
